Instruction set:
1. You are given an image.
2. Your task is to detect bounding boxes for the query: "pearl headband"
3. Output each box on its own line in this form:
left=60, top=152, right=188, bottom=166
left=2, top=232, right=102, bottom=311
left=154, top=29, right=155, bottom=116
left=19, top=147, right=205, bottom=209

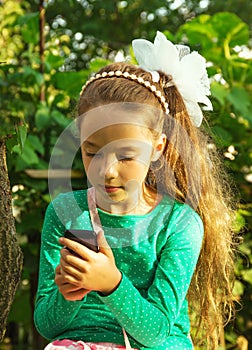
left=80, top=70, right=169, bottom=114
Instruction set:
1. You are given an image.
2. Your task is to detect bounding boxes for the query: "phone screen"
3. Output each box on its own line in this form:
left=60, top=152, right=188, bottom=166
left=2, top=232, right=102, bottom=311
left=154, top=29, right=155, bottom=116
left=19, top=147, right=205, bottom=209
left=64, top=229, right=99, bottom=253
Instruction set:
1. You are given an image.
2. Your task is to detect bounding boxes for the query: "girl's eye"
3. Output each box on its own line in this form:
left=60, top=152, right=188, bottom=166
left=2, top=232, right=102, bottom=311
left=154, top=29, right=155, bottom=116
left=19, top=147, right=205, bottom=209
left=118, top=155, right=135, bottom=162
left=85, top=151, right=101, bottom=158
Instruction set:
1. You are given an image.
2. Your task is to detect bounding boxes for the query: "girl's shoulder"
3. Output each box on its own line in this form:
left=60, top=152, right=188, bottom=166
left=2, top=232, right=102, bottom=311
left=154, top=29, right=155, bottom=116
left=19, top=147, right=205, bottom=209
left=49, top=189, right=89, bottom=212
left=160, top=194, right=203, bottom=229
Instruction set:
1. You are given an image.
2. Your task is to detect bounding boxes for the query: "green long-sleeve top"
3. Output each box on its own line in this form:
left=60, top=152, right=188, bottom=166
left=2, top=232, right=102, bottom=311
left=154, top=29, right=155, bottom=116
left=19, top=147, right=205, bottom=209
left=34, top=190, right=203, bottom=349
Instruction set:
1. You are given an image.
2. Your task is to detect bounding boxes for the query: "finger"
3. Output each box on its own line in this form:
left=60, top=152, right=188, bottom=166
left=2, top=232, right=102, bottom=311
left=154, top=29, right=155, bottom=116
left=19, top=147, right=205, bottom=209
left=58, top=282, right=90, bottom=300
left=97, top=231, right=113, bottom=258
left=59, top=283, right=84, bottom=294
left=60, top=249, right=88, bottom=272
left=60, top=247, right=77, bottom=260
left=56, top=260, right=82, bottom=286
left=60, top=271, right=80, bottom=286
left=55, top=265, right=61, bottom=274
left=60, top=258, right=83, bottom=280
left=63, top=288, right=90, bottom=301
left=55, top=272, right=67, bottom=287
left=59, top=237, right=94, bottom=260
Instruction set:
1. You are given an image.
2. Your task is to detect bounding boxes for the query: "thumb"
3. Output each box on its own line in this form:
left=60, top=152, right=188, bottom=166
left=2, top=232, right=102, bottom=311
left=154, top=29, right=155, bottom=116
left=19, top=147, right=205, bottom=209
left=97, top=230, right=113, bottom=257
left=55, top=265, right=61, bottom=274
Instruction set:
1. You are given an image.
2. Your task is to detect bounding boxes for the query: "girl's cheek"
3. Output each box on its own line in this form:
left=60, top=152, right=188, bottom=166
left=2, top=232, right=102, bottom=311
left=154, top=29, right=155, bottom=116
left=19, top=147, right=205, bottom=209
left=83, top=158, right=98, bottom=175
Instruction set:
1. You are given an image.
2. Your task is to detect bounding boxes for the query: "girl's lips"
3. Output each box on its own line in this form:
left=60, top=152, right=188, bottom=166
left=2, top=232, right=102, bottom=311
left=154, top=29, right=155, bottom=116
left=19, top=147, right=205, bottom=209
left=102, top=185, right=122, bottom=193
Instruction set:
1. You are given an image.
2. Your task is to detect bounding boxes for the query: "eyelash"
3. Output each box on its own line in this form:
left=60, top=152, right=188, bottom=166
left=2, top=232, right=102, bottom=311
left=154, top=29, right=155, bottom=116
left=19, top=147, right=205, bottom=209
left=85, top=151, right=134, bottom=162
left=85, top=152, right=96, bottom=157
left=118, top=156, right=134, bottom=162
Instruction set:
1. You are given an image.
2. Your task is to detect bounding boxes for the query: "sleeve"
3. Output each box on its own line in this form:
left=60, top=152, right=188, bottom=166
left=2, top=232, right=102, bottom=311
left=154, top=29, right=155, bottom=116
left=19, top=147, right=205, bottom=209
left=34, top=198, right=85, bottom=340
left=98, top=205, right=204, bottom=348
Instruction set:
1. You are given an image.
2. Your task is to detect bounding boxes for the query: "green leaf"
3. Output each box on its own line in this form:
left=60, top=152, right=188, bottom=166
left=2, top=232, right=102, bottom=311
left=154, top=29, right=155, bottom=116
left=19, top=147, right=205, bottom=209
left=241, top=269, right=252, bottom=284
left=211, top=82, right=228, bottom=106
left=211, top=12, right=249, bottom=47
left=89, top=58, right=111, bottom=72
left=22, top=177, right=48, bottom=191
left=18, top=143, right=39, bottom=165
left=6, top=134, right=19, bottom=153
left=16, top=124, right=27, bottom=152
left=51, top=109, right=71, bottom=128
left=211, top=126, right=233, bottom=146
left=178, top=14, right=215, bottom=44
left=227, top=86, right=251, bottom=116
left=232, top=211, right=246, bottom=233
left=27, top=134, right=45, bottom=155
left=52, top=93, right=66, bottom=107
left=12, top=144, right=22, bottom=155
left=45, top=52, right=65, bottom=70
left=239, top=242, right=252, bottom=256
left=242, top=110, right=252, bottom=125
left=52, top=71, right=90, bottom=98
left=23, top=66, right=44, bottom=86
left=233, top=280, right=245, bottom=296
left=35, top=104, right=51, bottom=131
left=42, top=194, right=51, bottom=203
left=18, top=12, right=39, bottom=44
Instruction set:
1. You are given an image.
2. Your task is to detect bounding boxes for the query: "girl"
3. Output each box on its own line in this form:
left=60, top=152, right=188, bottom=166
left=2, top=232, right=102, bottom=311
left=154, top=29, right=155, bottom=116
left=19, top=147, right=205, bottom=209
left=34, top=32, right=236, bottom=350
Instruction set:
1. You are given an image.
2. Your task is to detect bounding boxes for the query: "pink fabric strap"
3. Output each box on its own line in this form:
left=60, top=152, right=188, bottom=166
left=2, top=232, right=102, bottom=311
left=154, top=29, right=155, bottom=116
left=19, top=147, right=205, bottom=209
left=44, top=340, right=137, bottom=349
left=122, top=329, right=132, bottom=350
left=87, top=187, right=103, bottom=235
left=87, top=187, right=133, bottom=350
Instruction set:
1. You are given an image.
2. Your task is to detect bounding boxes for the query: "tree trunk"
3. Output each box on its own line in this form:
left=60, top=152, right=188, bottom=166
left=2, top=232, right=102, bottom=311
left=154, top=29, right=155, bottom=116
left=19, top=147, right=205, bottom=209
left=0, top=137, right=23, bottom=341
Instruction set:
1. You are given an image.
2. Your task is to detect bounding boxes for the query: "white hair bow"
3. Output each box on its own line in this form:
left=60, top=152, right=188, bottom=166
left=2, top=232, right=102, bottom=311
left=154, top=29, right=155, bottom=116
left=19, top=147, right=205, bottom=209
left=132, top=31, right=213, bottom=127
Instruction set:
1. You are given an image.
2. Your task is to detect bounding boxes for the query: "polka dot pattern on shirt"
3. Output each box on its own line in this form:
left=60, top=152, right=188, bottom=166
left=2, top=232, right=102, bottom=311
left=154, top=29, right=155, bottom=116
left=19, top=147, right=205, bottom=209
left=34, top=190, right=203, bottom=350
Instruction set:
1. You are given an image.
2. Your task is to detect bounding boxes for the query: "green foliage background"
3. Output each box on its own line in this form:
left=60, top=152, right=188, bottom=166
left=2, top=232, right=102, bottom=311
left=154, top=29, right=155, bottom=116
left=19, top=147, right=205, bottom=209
left=0, top=0, right=251, bottom=349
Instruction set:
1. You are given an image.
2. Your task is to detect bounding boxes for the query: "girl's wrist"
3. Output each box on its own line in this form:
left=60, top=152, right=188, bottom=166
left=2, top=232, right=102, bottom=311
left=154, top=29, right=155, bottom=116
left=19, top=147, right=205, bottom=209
left=99, top=270, right=122, bottom=296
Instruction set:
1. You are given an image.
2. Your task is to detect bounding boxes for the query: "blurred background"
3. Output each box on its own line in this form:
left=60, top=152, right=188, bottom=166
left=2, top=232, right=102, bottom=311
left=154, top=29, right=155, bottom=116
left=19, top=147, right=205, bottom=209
left=0, top=0, right=252, bottom=349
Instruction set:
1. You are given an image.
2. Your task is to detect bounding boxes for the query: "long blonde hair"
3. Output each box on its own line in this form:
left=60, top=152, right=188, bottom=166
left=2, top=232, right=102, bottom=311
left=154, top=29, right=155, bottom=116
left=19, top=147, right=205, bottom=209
left=78, top=62, right=237, bottom=348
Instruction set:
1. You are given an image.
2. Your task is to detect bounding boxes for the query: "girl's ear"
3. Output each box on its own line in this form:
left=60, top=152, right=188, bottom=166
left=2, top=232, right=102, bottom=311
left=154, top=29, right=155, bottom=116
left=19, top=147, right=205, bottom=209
left=151, top=133, right=167, bottom=161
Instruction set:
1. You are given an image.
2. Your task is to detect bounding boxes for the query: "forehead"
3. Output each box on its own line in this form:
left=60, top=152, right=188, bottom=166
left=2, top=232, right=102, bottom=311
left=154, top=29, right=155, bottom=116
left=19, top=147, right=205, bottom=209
left=78, top=102, right=163, bottom=140
left=82, top=124, right=153, bottom=147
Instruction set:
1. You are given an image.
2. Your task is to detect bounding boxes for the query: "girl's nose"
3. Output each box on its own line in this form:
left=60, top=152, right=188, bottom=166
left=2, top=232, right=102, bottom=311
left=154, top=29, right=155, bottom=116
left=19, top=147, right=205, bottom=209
left=99, top=155, right=118, bottom=179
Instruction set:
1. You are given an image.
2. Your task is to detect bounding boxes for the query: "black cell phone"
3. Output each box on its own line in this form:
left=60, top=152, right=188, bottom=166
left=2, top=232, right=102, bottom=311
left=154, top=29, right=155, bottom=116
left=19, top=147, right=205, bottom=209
left=64, top=229, right=99, bottom=253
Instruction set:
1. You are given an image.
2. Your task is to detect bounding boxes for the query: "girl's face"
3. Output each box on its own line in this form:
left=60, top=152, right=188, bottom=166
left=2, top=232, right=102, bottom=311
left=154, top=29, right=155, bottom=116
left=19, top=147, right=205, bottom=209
left=81, top=122, right=165, bottom=214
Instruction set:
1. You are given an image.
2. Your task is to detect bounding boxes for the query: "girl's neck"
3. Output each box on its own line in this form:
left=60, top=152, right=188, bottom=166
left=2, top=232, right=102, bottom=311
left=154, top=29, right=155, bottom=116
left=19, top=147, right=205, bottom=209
left=95, top=186, right=162, bottom=215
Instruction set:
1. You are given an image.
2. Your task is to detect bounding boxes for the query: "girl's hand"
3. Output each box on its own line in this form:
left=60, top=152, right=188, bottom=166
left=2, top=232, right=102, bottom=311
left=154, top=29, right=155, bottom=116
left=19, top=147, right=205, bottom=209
left=54, top=265, right=90, bottom=301
left=58, top=231, right=122, bottom=296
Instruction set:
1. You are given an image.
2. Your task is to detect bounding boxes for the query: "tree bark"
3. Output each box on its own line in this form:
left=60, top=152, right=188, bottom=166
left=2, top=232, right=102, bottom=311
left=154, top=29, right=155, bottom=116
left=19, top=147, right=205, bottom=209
left=39, top=0, right=45, bottom=102
left=0, top=137, right=23, bottom=341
